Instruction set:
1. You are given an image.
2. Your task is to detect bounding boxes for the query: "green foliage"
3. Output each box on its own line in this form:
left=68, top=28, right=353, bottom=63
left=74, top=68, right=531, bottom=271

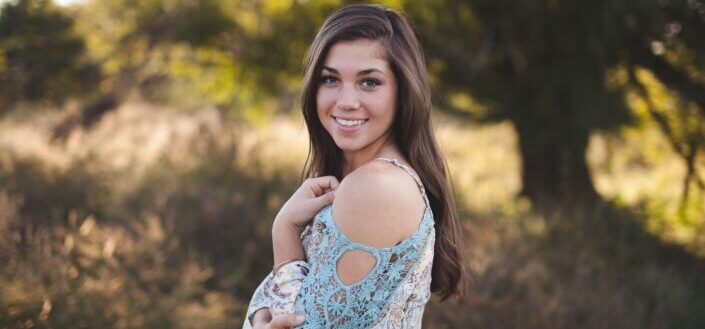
left=403, top=0, right=705, bottom=202
left=72, top=0, right=238, bottom=106
left=409, top=1, right=623, bottom=124
left=0, top=0, right=98, bottom=109
left=60, top=0, right=340, bottom=121
left=628, top=68, right=705, bottom=209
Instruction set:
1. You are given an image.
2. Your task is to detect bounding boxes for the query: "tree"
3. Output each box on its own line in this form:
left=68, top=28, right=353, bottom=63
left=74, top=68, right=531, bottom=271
left=408, top=0, right=705, bottom=206
left=52, top=0, right=335, bottom=134
left=0, top=0, right=98, bottom=110
left=50, top=0, right=236, bottom=136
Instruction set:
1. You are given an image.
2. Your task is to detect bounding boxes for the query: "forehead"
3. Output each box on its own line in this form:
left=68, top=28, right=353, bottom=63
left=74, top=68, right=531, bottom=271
left=322, top=39, right=390, bottom=72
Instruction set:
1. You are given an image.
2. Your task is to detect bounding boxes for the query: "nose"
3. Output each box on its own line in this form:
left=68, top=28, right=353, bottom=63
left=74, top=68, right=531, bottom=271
left=336, top=84, right=360, bottom=111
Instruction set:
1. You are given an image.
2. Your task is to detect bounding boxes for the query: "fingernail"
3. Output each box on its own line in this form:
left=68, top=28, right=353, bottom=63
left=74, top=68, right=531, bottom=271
left=296, top=315, right=305, bottom=322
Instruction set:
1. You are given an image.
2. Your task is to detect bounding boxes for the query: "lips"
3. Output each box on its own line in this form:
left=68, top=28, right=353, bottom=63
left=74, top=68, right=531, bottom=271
left=332, top=115, right=368, bottom=131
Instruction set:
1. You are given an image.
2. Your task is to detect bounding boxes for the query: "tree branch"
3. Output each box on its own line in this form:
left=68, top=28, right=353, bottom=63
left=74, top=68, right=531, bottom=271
left=631, top=49, right=705, bottom=117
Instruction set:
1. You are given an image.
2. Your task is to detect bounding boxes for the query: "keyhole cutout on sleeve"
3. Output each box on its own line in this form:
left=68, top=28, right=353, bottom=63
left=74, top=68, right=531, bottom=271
left=336, top=249, right=377, bottom=286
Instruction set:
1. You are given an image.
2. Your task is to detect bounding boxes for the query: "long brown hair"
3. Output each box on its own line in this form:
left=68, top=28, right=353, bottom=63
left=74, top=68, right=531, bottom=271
left=299, top=4, right=465, bottom=301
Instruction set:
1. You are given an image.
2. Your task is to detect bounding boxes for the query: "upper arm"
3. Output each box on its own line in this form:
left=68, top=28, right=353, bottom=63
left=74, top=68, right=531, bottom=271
left=331, top=161, right=426, bottom=284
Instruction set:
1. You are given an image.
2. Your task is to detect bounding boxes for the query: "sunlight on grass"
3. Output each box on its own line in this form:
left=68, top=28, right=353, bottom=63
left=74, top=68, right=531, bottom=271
left=588, top=124, right=705, bottom=256
left=435, top=115, right=521, bottom=214
left=1, top=102, right=703, bottom=328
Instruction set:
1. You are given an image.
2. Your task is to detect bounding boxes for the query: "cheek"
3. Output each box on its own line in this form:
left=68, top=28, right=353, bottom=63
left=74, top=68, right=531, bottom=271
left=316, top=90, right=334, bottom=115
left=316, top=91, right=334, bottom=128
left=375, top=90, right=397, bottom=123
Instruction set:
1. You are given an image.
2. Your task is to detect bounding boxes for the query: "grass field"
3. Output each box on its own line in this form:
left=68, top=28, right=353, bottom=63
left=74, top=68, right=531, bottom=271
left=0, top=102, right=703, bottom=328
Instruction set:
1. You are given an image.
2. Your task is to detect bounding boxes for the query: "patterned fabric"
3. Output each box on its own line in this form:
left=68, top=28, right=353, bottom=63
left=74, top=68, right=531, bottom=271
left=243, top=260, right=309, bottom=326
left=243, top=158, right=435, bottom=328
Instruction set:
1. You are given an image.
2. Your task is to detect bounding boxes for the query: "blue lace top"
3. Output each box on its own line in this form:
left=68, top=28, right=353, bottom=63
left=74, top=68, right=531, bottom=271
left=243, top=157, right=435, bottom=328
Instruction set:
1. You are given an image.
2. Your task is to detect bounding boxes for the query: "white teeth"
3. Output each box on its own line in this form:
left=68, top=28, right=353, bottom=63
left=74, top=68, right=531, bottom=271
left=335, top=117, right=367, bottom=127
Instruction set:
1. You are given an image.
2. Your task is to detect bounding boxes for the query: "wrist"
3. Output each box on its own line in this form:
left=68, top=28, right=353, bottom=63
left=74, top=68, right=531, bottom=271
left=272, top=216, right=303, bottom=236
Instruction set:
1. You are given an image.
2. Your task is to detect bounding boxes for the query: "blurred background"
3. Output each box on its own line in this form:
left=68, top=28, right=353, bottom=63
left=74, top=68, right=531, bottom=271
left=1, top=0, right=704, bottom=328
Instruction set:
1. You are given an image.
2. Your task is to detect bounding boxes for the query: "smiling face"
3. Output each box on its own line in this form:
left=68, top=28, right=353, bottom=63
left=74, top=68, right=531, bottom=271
left=316, top=39, right=398, bottom=158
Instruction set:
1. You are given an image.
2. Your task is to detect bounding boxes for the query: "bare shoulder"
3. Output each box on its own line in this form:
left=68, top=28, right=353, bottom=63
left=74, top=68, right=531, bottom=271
left=331, top=159, right=426, bottom=248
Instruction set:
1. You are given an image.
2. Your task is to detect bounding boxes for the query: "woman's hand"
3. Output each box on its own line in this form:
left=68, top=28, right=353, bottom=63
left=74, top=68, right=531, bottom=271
left=274, top=176, right=339, bottom=232
left=252, top=312, right=305, bottom=329
left=271, top=176, right=338, bottom=283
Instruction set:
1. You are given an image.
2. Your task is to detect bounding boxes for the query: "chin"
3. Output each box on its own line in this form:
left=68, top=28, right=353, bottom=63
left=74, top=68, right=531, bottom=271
left=331, top=139, right=364, bottom=152
left=334, top=144, right=358, bottom=152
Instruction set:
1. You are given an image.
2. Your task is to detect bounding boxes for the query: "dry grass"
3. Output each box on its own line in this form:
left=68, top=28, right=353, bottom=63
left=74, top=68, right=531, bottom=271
left=0, top=102, right=703, bottom=328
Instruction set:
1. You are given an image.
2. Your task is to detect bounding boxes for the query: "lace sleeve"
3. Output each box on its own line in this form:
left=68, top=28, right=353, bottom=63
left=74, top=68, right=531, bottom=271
left=400, top=258, right=433, bottom=329
left=243, top=260, right=308, bottom=328
left=289, top=204, right=434, bottom=329
left=401, top=226, right=434, bottom=328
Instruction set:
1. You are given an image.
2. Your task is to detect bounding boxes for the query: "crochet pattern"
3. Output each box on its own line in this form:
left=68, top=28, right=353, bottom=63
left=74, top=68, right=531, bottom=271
left=242, top=157, right=435, bottom=329
left=291, top=158, right=434, bottom=328
left=292, top=202, right=434, bottom=328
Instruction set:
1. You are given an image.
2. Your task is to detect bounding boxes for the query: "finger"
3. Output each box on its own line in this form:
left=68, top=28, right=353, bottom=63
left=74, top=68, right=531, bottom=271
left=311, top=190, right=335, bottom=208
left=325, top=175, right=340, bottom=190
left=314, top=176, right=340, bottom=191
left=269, top=314, right=305, bottom=328
left=307, top=176, right=339, bottom=196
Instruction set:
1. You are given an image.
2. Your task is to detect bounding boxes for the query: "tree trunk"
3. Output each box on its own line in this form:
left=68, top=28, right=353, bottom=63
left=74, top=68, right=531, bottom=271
left=514, top=122, right=600, bottom=207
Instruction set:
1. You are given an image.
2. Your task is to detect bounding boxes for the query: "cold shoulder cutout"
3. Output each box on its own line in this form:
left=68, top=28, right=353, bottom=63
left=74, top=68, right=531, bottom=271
left=243, top=157, right=435, bottom=329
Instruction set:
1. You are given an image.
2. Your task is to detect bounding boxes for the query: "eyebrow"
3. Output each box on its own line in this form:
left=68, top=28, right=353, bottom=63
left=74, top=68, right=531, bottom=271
left=322, top=65, right=384, bottom=76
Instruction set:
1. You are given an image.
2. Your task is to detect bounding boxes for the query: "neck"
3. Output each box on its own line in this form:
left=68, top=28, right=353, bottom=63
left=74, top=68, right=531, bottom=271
left=341, top=134, right=403, bottom=177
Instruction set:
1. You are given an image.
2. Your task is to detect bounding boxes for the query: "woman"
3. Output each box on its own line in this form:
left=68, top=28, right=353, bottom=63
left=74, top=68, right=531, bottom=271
left=243, top=4, right=465, bottom=328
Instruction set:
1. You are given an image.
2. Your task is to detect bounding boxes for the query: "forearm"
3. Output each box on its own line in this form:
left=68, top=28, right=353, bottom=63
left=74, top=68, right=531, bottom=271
left=272, top=219, right=305, bottom=266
